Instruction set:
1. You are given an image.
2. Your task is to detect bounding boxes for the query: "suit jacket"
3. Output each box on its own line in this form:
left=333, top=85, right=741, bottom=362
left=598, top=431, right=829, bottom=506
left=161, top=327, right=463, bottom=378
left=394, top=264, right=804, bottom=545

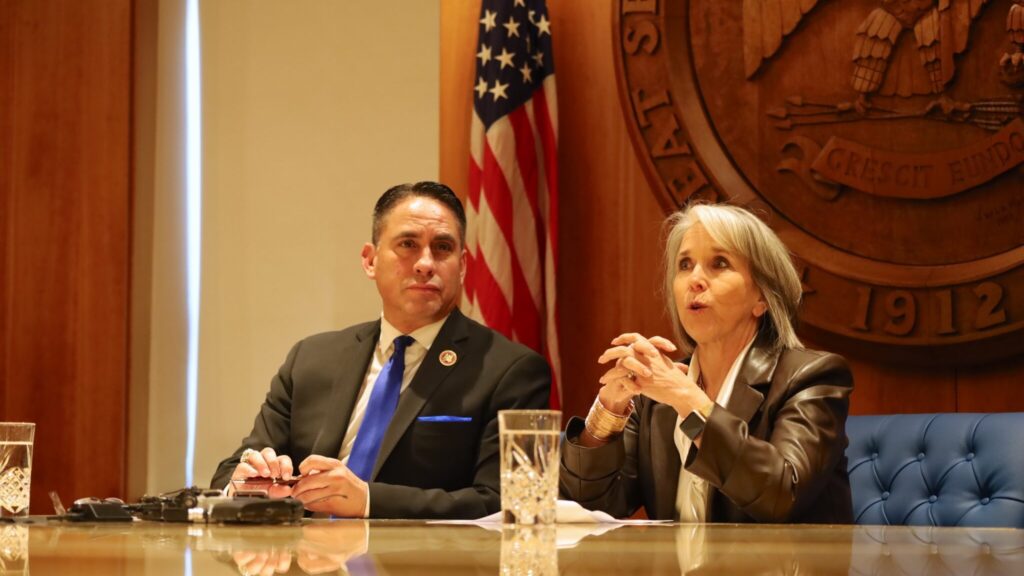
left=560, top=337, right=854, bottom=523
left=211, top=309, right=551, bottom=519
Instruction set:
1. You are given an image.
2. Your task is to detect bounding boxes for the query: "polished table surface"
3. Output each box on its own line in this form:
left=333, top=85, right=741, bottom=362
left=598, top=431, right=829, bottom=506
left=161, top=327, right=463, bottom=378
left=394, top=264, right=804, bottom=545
left=2, top=519, right=1022, bottom=575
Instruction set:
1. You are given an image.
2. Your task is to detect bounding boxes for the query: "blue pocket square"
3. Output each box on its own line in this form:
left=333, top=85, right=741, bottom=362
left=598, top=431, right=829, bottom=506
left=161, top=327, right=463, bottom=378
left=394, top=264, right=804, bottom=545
left=417, top=415, right=472, bottom=423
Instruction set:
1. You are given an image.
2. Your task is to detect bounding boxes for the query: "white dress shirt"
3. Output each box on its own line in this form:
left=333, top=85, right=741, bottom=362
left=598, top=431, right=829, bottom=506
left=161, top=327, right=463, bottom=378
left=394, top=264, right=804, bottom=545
left=337, top=314, right=447, bottom=464
left=674, top=335, right=756, bottom=522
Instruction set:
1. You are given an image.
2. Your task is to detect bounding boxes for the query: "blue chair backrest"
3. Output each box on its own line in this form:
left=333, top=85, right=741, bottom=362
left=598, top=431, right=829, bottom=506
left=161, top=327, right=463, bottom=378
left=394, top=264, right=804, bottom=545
left=846, top=413, right=1024, bottom=527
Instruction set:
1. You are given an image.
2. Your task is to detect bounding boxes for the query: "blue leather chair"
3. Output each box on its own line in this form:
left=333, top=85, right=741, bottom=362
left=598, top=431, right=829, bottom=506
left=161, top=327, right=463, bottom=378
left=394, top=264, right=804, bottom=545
left=846, top=413, right=1024, bottom=527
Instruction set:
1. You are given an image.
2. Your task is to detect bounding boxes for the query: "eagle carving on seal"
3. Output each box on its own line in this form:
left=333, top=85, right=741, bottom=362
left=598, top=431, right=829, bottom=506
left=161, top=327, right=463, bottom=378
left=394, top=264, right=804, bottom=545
left=744, top=0, right=1024, bottom=114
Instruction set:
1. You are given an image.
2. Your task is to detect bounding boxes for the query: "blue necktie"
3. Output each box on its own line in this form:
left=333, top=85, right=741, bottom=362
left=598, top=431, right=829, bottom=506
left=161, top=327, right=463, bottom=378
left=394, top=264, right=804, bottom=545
left=348, top=335, right=414, bottom=481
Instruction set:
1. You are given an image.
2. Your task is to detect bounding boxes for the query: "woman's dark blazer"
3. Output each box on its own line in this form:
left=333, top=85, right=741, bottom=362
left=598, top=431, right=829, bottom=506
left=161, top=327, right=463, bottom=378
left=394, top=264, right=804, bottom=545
left=560, top=336, right=854, bottom=523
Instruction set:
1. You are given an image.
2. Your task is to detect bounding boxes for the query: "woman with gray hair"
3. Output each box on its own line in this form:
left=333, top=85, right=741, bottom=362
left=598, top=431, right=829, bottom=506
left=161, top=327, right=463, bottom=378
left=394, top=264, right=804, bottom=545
left=560, top=204, right=854, bottom=523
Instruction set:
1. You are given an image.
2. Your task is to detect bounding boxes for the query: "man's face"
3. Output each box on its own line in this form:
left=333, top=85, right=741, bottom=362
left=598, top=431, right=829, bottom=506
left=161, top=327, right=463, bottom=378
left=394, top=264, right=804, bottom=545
left=361, top=196, right=466, bottom=333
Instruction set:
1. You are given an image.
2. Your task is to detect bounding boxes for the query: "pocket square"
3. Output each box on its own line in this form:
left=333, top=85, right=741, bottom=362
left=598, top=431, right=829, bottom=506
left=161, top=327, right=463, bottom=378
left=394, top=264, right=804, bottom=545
left=417, top=415, right=472, bottom=422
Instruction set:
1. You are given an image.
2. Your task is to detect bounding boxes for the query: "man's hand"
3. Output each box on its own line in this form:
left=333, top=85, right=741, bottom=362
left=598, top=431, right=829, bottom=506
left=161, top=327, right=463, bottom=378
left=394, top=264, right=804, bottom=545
left=228, top=523, right=369, bottom=576
left=228, top=447, right=294, bottom=498
left=291, top=456, right=369, bottom=518
left=231, top=548, right=292, bottom=576
left=297, top=522, right=370, bottom=574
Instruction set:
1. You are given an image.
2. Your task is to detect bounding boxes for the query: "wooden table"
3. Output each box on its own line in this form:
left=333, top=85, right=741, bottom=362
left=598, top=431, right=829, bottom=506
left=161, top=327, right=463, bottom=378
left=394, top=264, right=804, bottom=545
left=2, top=519, right=1022, bottom=574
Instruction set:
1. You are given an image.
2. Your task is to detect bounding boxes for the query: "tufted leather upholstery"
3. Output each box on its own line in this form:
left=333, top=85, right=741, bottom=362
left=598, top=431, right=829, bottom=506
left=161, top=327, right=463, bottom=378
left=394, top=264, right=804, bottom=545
left=846, top=413, right=1024, bottom=527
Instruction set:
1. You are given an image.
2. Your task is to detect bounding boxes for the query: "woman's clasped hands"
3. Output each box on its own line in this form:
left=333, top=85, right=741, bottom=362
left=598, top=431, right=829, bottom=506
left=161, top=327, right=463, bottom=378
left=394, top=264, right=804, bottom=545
left=597, top=333, right=711, bottom=418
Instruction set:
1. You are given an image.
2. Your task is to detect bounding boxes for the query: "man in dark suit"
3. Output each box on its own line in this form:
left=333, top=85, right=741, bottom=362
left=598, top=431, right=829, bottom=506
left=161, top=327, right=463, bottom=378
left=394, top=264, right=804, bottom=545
left=211, top=182, right=550, bottom=519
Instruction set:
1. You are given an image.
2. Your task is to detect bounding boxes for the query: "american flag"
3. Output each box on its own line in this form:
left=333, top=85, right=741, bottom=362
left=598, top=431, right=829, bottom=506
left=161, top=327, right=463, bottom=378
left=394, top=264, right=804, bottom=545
left=462, top=0, right=561, bottom=408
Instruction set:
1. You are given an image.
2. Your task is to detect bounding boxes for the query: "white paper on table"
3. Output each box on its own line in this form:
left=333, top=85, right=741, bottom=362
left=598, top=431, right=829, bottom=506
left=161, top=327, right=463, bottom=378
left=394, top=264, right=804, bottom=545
left=428, top=499, right=670, bottom=526
left=427, top=500, right=669, bottom=549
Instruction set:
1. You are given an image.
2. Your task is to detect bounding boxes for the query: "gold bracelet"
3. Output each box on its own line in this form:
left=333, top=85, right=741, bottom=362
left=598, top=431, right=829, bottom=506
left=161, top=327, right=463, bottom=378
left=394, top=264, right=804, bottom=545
left=584, top=396, right=634, bottom=440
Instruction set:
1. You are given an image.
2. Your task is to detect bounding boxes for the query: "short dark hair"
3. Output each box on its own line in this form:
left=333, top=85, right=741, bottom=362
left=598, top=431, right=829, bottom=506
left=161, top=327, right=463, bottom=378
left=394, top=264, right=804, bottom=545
left=371, top=181, right=467, bottom=246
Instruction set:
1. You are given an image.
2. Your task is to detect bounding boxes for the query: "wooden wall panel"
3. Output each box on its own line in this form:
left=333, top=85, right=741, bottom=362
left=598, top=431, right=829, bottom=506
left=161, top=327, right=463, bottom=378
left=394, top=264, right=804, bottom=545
left=0, top=0, right=132, bottom=514
left=439, top=0, right=479, bottom=207
left=440, top=0, right=1022, bottom=421
left=957, top=355, right=1024, bottom=412
left=848, top=360, right=958, bottom=414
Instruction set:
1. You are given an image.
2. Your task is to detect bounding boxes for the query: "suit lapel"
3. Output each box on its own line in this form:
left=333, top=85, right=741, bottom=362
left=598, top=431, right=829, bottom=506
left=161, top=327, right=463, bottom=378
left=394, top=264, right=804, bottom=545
left=723, top=338, right=779, bottom=425
left=705, top=337, right=780, bottom=521
left=311, top=321, right=380, bottom=457
left=371, top=310, right=466, bottom=479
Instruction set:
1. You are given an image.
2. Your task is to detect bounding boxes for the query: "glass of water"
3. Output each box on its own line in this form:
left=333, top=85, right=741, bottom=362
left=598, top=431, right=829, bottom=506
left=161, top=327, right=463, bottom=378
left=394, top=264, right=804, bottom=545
left=0, top=422, right=35, bottom=518
left=500, top=525, right=557, bottom=575
left=0, top=524, right=29, bottom=573
left=498, top=410, right=561, bottom=525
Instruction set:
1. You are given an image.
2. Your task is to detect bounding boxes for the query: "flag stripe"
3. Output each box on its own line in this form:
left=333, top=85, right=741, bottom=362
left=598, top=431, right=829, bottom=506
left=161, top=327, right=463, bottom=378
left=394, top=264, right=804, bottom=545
left=485, top=117, right=542, bottom=309
left=481, top=137, right=541, bottom=348
left=468, top=249, right=514, bottom=336
left=474, top=154, right=516, bottom=311
left=507, top=106, right=547, bottom=299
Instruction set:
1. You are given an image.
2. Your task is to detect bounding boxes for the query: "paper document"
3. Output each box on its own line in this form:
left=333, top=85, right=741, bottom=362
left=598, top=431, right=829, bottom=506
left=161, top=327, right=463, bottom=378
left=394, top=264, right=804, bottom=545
left=430, top=499, right=671, bottom=525
left=428, top=501, right=670, bottom=549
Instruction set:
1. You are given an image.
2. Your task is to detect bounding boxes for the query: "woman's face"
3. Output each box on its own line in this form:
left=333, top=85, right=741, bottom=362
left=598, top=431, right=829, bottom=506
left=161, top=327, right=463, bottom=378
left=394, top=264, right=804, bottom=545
left=673, top=223, right=766, bottom=349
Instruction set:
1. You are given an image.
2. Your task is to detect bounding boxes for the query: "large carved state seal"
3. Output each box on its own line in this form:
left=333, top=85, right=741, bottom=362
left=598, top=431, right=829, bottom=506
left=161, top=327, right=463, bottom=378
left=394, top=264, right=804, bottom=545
left=614, top=0, right=1024, bottom=365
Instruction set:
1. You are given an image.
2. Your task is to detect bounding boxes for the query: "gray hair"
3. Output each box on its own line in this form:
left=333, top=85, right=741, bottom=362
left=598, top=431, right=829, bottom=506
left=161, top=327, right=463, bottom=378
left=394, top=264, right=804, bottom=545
left=662, top=204, right=803, bottom=355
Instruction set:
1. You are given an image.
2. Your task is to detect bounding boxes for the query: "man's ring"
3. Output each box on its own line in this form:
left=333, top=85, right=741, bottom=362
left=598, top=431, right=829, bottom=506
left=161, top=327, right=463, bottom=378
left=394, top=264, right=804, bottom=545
left=240, top=448, right=259, bottom=465
left=626, top=370, right=637, bottom=381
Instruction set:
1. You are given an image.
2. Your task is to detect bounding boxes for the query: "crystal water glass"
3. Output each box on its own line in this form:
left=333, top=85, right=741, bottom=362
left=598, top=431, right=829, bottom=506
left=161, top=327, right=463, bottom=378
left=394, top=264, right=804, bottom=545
left=498, top=410, right=561, bottom=525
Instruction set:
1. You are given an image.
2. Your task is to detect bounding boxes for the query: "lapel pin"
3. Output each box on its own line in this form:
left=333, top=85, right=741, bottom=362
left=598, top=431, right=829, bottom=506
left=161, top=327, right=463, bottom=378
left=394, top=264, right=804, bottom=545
left=439, top=350, right=458, bottom=367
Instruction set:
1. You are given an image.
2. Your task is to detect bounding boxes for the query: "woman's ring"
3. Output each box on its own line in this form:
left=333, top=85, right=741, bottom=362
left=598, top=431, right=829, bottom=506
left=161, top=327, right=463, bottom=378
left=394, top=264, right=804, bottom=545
left=240, top=448, right=259, bottom=464
left=626, top=370, right=637, bottom=381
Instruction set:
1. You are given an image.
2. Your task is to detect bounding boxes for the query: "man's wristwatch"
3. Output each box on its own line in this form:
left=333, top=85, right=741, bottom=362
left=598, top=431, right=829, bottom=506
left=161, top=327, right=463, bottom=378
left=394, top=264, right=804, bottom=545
left=681, top=401, right=715, bottom=441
